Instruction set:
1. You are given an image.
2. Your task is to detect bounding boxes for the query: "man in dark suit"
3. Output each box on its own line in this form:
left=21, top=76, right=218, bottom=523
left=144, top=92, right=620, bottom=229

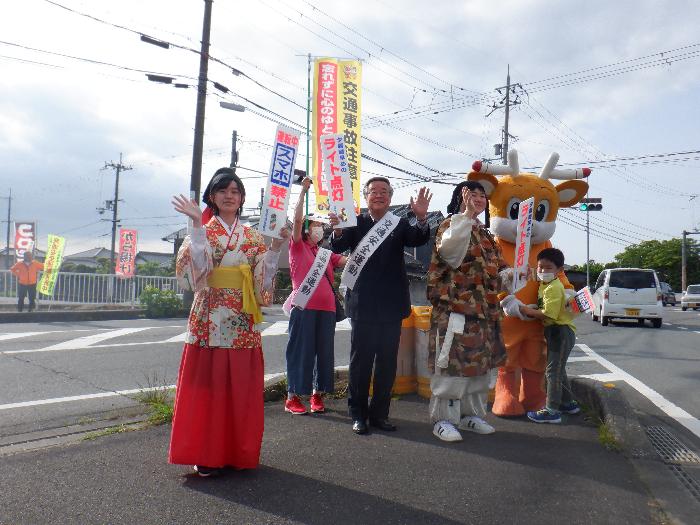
left=330, top=177, right=432, bottom=434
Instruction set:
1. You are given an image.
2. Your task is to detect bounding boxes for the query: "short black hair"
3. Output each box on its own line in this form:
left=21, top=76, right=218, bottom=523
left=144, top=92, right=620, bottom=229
left=447, top=180, right=486, bottom=215
left=537, top=247, right=565, bottom=268
left=202, top=167, right=246, bottom=216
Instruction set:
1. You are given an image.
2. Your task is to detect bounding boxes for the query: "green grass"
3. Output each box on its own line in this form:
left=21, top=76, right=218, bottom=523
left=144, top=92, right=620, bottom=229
left=131, top=372, right=175, bottom=425
left=83, top=424, right=131, bottom=441
left=598, top=421, right=622, bottom=452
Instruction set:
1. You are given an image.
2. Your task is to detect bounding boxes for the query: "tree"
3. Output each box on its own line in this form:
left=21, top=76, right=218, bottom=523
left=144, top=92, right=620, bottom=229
left=567, top=260, right=612, bottom=286
left=612, top=238, right=700, bottom=290
left=136, top=261, right=173, bottom=277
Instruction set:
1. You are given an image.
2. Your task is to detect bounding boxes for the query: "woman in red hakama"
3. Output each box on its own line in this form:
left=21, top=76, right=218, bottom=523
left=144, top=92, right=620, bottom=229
left=169, top=168, right=285, bottom=476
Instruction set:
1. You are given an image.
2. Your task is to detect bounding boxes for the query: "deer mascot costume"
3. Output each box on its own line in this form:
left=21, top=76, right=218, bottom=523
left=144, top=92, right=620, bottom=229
left=468, top=150, right=589, bottom=416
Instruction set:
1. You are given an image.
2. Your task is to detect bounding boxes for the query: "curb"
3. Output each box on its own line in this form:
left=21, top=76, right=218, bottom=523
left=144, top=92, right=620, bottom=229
left=0, top=309, right=150, bottom=323
left=571, top=377, right=655, bottom=459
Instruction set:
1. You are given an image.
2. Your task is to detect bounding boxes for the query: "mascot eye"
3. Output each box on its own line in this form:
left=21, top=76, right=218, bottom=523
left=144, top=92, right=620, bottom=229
left=535, top=200, right=550, bottom=222
left=507, top=198, right=521, bottom=220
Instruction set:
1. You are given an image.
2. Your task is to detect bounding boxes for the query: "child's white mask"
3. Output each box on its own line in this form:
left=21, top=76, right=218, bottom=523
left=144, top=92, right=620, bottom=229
left=537, top=272, right=556, bottom=283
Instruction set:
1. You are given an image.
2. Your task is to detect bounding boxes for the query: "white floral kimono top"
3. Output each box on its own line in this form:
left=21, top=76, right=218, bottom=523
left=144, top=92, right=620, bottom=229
left=176, top=216, right=280, bottom=350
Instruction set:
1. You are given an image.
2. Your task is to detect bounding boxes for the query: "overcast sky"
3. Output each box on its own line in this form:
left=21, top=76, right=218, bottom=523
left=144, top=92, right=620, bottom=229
left=1, top=0, right=699, bottom=265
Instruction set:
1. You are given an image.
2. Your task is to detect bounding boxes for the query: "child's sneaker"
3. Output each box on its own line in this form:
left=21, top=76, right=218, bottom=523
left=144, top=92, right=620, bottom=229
left=309, top=393, right=325, bottom=413
left=527, top=408, right=562, bottom=424
left=433, top=421, right=463, bottom=442
left=559, top=401, right=581, bottom=415
left=284, top=395, right=308, bottom=415
left=459, top=416, right=495, bottom=434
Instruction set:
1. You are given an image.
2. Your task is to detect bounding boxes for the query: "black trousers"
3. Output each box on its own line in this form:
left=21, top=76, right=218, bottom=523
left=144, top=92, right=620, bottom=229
left=17, top=284, right=37, bottom=312
left=348, top=320, right=402, bottom=422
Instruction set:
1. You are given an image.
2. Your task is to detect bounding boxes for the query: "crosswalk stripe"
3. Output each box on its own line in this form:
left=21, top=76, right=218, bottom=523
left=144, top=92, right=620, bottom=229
left=1, top=321, right=352, bottom=355
left=0, top=329, right=108, bottom=341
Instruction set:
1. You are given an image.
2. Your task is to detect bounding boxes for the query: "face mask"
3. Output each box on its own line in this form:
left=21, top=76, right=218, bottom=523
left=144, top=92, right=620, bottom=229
left=309, top=226, right=324, bottom=244
left=537, top=272, right=556, bottom=283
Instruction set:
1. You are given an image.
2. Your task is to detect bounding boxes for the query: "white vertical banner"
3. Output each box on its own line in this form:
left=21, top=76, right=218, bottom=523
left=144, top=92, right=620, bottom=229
left=512, top=197, right=534, bottom=293
left=259, top=125, right=301, bottom=238
left=321, top=133, right=356, bottom=228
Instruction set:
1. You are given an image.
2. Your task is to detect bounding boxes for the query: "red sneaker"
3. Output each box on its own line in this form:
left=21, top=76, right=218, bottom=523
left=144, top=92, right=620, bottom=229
left=309, top=393, right=325, bottom=413
left=284, top=395, right=308, bottom=415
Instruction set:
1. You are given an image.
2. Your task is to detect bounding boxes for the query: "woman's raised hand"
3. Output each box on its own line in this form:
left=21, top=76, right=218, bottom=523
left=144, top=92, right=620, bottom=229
left=172, top=194, right=202, bottom=225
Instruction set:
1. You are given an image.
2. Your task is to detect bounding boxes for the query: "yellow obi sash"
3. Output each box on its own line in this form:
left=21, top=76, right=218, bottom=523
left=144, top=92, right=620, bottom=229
left=206, top=265, right=263, bottom=324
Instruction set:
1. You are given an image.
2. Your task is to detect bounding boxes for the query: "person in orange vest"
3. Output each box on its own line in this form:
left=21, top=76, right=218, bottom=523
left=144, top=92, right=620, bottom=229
left=10, top=251, right=44, bottom=312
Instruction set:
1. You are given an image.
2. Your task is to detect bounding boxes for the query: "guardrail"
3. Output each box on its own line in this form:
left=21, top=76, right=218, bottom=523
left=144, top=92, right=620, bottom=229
left=0, top=270, right=182, bottom=305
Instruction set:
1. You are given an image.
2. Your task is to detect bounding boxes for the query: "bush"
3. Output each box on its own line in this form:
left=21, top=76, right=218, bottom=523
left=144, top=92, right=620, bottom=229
left=139, top=286, right=183, bottom=318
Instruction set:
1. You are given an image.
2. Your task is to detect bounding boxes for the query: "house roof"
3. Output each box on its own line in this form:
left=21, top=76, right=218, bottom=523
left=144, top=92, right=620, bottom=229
left=64, top=247, right=112, bottom=259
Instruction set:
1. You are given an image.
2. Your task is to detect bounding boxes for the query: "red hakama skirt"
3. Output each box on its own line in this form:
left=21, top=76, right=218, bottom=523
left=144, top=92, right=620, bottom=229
left=168, top=343, right=264, bottom=469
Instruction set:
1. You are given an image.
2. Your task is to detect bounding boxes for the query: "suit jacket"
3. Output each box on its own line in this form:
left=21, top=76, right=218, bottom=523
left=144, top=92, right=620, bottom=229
left=330, top=213, right=430, bottom=323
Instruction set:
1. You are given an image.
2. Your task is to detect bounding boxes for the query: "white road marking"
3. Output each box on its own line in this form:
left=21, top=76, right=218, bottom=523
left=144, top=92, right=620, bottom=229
left=0, top=365, right=351, bottom=411
left=260, top=321, right=289, bottom=337
left=1, top=321, right=351, bottom=355
left=575, top=343, right=700, bottom=439
left=663, top=323, right=673, bottom=326
left=0, top=385, right=177, bottom=411
left=0, top=329, right=109, bottom=341
left=163, top=332, right=187, bottom=343
left=576, top=372, right=623, bottom=382
left=3, top=327, right=152, bottom=354
left=568, top=356, right=597, bottom=362
left=679, top=326, right=688, bottom=330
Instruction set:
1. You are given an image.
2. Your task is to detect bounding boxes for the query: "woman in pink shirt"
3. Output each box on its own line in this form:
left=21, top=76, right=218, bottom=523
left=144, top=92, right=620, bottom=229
left=284, top=178, right=346, bottom=415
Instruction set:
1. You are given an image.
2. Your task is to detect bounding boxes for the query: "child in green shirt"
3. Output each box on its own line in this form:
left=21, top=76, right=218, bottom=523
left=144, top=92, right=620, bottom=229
left=519, top=248, right=580, bottom=424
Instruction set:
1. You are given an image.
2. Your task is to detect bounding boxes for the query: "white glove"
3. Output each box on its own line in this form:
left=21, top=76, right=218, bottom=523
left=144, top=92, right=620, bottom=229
left=499, top=268, right=514, bottom=289
left=500, top=294, right=521, bottom=317
left=500, top=295, right=536, bottom=321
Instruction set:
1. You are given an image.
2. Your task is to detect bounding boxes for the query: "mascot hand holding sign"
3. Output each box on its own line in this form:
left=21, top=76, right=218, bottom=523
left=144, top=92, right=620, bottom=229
left=468, top=150, right=590, bottom=416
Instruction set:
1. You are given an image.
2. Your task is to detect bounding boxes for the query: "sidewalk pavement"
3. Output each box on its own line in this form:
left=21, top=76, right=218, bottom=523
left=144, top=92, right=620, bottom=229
left=1, top=387, right=659, bottom=525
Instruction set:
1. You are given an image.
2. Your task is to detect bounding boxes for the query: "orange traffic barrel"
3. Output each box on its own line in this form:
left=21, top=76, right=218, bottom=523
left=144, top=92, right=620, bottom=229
left=412, top=305, right=433, bottom=399
left=392, top=309, right=417, bottom=394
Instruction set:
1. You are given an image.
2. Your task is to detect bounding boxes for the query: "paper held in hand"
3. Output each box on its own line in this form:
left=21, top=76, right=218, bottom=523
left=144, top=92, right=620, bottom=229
left=512, top=197, right=534, bottom=293
left=320, top=133, right=356, bottom=228
left=259, top=125, right=301, bottom=239
left=569, top=286, right=594, bottom=314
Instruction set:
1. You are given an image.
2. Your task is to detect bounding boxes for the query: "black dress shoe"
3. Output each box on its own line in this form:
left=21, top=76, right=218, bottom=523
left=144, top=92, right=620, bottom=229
left=352, top=420, right=368, bottom=434
left=369, top=418, right=397, bottom=431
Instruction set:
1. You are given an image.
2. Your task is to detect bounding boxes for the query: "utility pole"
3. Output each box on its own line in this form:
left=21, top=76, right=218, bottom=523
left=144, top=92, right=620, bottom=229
left=487, top=65, right=522, bottom=166
left=103, top=154, right=132, bottom=275
left=502, top=66, right=511, bottom=165
left=2, top=189, right=10, bottom=269
left=230, top=130, right=238, bottom=170
left=681, top=229, right=700, bottom=291
left=190, top=0, right=213, bottom=205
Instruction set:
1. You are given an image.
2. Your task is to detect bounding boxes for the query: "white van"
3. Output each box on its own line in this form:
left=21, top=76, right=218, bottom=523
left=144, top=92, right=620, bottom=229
left=591, top=268, right=663, bottom=328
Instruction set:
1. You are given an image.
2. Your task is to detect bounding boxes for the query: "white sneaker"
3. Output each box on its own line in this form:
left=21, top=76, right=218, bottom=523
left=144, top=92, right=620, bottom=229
left=433, top=421, right=463, bottom=442
left=459, top=416, right=495, bottom=435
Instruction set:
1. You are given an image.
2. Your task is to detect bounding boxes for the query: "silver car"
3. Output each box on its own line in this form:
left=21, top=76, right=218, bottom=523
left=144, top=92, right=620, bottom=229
left=681, top=284, right=700, bottom=311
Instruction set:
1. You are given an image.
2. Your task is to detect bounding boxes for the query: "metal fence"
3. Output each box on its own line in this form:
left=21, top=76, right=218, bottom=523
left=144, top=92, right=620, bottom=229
left=0, top=270, right=182, bottom=306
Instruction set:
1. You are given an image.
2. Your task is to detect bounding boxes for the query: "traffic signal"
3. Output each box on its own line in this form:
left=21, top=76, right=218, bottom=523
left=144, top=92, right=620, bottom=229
left=579, top=198, right=602, bottom=211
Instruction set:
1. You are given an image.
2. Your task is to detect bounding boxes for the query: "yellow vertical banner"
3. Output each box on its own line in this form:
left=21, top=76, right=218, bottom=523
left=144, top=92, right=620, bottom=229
left=312, top=58, right=362, bottom=214
left=38, top=234, right=66, bottom=296
left=338, top=60, right=362, bottom=214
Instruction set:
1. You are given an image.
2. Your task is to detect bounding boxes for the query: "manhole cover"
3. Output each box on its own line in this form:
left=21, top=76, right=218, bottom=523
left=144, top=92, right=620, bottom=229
left=645, top=426, right=700, bottom=465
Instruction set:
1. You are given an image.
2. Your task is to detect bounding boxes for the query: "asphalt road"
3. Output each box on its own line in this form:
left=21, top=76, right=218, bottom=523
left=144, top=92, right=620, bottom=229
left=568, top=306, right=700, bottom=447
left=0, top=309, right=351, bottom=438
left=1, top=306, right=698, bottom=450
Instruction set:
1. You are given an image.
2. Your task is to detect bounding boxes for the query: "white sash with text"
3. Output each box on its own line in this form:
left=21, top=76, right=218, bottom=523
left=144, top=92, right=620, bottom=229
left=292, top=247, right=332, bottom=310
left=340, top=212, right=400, bottom=290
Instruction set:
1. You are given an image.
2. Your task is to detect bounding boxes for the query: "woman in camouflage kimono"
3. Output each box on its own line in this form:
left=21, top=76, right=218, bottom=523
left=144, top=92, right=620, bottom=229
left=427, top=181, right=510, bottom=442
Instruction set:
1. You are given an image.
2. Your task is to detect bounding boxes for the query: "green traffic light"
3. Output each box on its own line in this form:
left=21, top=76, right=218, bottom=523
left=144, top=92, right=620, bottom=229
left=579, top=203, right=588, bottom=211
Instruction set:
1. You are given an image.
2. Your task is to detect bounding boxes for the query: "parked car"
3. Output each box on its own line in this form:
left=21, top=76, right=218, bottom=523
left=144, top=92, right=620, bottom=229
left=660, top=281, right=677, bottom=306
left=591, top=268, right=663, bottom=328
left=681, top=284, right=700, bottom=311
